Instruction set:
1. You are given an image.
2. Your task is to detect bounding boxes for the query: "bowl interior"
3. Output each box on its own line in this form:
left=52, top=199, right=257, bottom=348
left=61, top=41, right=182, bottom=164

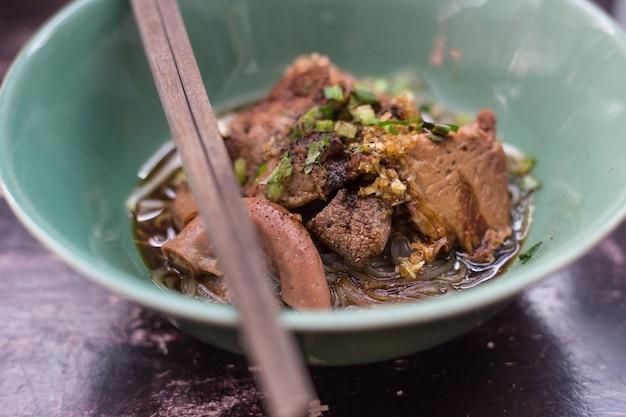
left=2, top=0, right=626, bottom=331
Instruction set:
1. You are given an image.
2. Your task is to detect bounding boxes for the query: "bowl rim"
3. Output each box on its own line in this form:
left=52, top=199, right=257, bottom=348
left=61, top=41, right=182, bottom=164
left=2, top=0, right=626, bottom=333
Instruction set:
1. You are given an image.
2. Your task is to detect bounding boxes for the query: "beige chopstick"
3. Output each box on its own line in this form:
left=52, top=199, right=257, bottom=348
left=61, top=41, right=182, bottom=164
left=130, top=1, right=316, bottom=416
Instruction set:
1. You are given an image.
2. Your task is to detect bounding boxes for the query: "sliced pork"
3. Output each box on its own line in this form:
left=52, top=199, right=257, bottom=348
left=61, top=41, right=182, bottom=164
left=224, top=53, right=356, bottom=195
left=401, top=109, right=512, bottom=262
left=307, top=188, right=392, bottom=267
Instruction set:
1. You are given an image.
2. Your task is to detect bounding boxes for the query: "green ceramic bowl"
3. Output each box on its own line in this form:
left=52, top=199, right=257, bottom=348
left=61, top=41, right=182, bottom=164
left=2, top=0, right=626, bottom=366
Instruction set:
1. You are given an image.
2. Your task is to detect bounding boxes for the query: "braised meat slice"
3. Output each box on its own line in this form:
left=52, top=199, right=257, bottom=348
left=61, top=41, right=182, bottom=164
left=244, top=198, right=331, bottom=309
left=162, top=198, right=331, bottom=310
left=402, top=109, right=512, bottom=262
left=224, top=54, right=356, bottom=195
left=162, top=216, right=222, bottom=277
left=308, top=189, right=392, bottom=267
left=253, top=132, right=367, bottom=208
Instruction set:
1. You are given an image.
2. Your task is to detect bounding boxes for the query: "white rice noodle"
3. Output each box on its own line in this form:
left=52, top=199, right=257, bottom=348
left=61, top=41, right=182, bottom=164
left=125, top=151, right=182, bottom=213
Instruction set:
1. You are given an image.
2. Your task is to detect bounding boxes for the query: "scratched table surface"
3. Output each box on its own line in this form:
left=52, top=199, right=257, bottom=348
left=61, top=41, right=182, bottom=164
left=1, top=1, right=625, bottom=416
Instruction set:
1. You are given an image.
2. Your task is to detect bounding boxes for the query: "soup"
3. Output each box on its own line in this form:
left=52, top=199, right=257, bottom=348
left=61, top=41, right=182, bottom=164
left=128, top=54, right=538, bottom=310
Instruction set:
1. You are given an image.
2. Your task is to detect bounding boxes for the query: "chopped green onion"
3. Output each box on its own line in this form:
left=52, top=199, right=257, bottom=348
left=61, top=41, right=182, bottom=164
left=264, top=183, right=284, bottom=202
left=290, top=125, right=302, bottom=139
left=429, top=134, right=443, bottom=143
left=315, top=120, right=335, bottom=132
left=377, top=120, right=411, bottom=127
left=255, top=162, right=268, bottom=178
left=298, top=109, right=318, bottom=135
left=519, top=241, right=542, bottom=264
left=303, top=136, right=330, bottom=174
left=433, top=123, right=459, bottom=135
left=318, top=102, right=335, bottom=120
left=431, top=124, right=450, bottom=136
left=518, top=174, right=541, bottom=191
left=377, top=120, right=411, bottom=135
left=258, top=153, right=293, bottom=201
left=257, top=152, right=293, bottom=186
left=347, top=94, right=362, bottom=112
left=510, top=156, right=536, bottom=176
left=334, top=121, right=357, bottom=139
left=297, top=104, right=336, bottom=135
left=352, top=104, right=377, bottom=125
left=408, top=115, right=424, bottom=125
left=353, top=83, right=380, bottom=104
left=234, top=157, right=247, bottom=185
left=422, top=121, right=457, bottom=140
left=324, top=85, right=344, bottom=101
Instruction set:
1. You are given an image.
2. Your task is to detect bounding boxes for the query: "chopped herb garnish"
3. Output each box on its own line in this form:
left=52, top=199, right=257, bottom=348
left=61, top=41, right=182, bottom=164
left=518, top=174, right=542, bottom=191
left=255, top=162, right=268, bottom=178
left=324, top=85, right=344, bottom=102
left=257, top=152, right=293, bottom=186
left=519, top=242, right=542, bottom=264
left=377, top=120, right=410, bottom=136
left=334, top=121, right=357, bottom=139
left=318, top=102, right=335, bottom=120
left=264, top=183, right=284, bottom=202
left=421, top=121, right=458, bottom=141
left=297, top=105, right=336, bottom=135
left=353, top=83, right=380, bottom=104
left=352, top=104, right=377, bottom=125
left=510, top=156, right=536, bottom=176
left=315, top=120, right=335, bottom=133
left=303, top=136, right=330, bottom=174
left=297, top=108, right=319, bottom=135
left=290, top=125, right=302, bottom=139
left=234, top=157, right=247, bottom=185
left=257, top=152, right=293, bottom=201
left=408, top=115, right=425, bottom=125
left=377, top=120, right=411, bottom=127
left=431, top=124, right=451, bottom=136
left=347, top=94, right=362, bottom=112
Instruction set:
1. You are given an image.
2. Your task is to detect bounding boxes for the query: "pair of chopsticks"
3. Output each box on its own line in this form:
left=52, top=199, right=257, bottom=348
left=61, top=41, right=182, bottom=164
left=130, top=1, right=316, bottom=416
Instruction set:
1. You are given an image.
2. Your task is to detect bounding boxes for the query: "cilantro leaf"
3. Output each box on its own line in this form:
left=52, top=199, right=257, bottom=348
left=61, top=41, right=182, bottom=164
left=303, top=136, right=330, bottom=174
left=519, top=242, right=543, bottom=264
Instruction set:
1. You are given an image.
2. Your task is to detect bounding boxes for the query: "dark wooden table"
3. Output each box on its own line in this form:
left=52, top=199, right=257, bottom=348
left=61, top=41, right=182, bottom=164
left=1, top=1, right=624, bottom=416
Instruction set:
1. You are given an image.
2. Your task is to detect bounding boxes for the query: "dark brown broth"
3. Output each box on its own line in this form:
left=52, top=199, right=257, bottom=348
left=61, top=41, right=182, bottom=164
left=132, top=161, right=533, bottom=309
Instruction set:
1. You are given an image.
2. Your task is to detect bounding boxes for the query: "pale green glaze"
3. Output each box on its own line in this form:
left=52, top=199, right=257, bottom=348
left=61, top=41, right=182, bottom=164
left=2, top=0, right=626, bottom=365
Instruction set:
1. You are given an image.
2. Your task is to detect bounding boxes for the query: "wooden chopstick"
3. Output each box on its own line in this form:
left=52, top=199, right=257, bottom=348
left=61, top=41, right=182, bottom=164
left=130, top=1, right=316, bottom=416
